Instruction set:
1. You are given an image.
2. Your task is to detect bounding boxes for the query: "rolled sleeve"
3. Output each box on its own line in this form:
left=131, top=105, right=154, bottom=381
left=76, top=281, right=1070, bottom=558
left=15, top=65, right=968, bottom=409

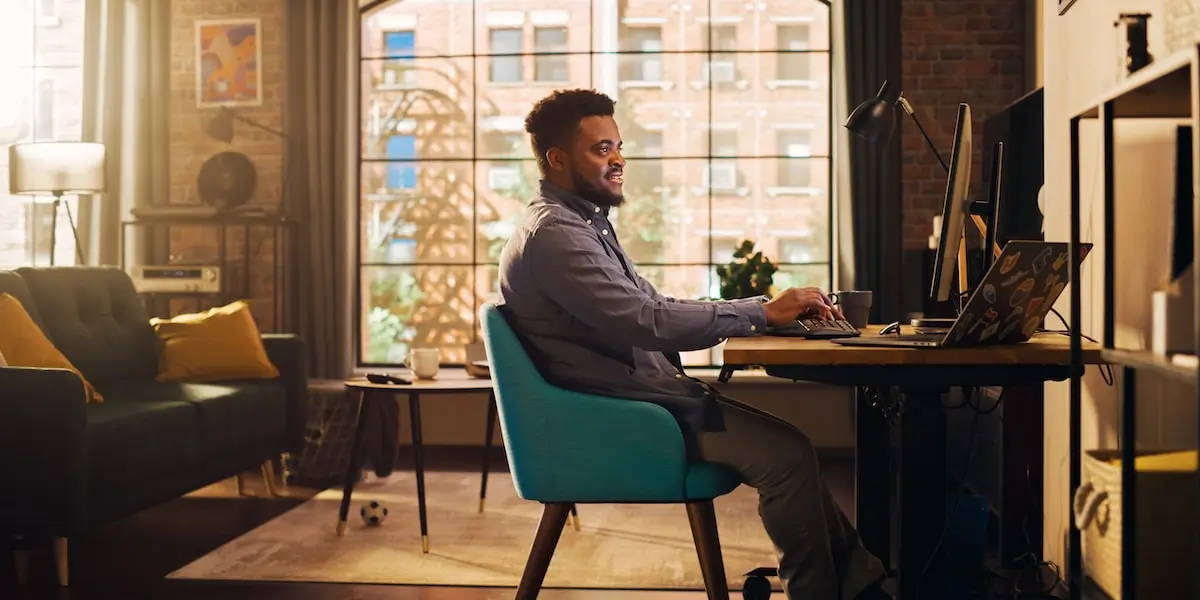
left=530, top=216, right=763, bottom=352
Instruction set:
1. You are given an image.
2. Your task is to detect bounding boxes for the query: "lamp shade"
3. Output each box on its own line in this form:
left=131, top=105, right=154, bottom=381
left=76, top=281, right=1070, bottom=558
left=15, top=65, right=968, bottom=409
left=8, top=141, right=106, bottom=196
left=844, top=80, right=898, bottom=144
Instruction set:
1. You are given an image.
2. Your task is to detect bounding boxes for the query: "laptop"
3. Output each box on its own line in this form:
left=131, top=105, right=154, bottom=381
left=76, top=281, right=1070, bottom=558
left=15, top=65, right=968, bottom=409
left=831, top=240, right=1094, bottom=349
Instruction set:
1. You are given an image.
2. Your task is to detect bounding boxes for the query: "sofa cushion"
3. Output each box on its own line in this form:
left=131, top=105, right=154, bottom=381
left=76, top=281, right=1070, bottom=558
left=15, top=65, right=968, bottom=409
left=0, top=270, right=45, bottom=331
left=16, top=267, right=159, bottom=387
left=86, top=397, right=198, bottom=490
left=0, top=293, right=103, bottom=402
left=151, top=300, right=281, bottom=382
left=102, top=380, right=288, bottom=457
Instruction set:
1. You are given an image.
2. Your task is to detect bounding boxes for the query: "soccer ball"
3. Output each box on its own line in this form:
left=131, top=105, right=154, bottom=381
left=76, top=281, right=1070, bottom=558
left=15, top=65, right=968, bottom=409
left=360, top=500, right=389, bottom=526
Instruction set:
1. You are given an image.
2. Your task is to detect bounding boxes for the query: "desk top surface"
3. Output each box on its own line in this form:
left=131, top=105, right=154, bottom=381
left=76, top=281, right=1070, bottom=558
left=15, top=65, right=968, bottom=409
left=722, top=325, right=1105, bottom=366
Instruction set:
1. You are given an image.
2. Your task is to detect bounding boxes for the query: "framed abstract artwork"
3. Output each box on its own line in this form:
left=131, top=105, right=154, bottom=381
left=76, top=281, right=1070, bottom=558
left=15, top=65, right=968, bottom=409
left=195, top=18, right=262, bottom=107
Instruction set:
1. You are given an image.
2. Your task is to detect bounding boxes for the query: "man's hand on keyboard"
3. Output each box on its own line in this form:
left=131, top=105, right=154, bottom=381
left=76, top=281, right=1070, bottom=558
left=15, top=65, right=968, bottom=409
left=764, top=287, right=844, bottom=325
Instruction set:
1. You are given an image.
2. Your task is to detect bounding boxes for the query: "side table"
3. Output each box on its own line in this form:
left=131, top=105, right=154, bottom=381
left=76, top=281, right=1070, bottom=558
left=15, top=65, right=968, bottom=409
left=336, top=373, right=495, bottom=553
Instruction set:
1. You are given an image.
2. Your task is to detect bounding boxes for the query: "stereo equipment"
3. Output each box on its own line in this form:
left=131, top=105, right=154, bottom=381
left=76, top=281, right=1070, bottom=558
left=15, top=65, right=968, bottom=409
left=129, top=265, right=221, bottom=294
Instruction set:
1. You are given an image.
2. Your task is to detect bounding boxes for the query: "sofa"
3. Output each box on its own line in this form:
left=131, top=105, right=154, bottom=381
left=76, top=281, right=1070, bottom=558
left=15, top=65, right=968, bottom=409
left=0, top=266, right=308, bottom=585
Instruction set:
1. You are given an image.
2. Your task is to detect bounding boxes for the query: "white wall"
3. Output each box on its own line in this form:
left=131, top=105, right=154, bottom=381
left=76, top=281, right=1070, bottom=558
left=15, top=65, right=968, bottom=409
left=1041, top=0, right=1197, bottom=574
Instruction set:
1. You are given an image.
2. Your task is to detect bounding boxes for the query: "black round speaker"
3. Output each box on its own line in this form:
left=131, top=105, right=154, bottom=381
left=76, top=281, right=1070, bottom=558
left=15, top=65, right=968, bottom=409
left=197, top=151, right=257, bottom=209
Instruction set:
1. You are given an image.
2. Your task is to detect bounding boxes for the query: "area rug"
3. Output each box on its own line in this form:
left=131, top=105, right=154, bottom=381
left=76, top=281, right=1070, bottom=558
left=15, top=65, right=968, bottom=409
left=169, top=470, right=780, bottom=590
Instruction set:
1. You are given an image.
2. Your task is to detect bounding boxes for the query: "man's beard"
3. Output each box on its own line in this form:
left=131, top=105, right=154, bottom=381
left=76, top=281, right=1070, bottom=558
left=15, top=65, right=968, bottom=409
left=570, top=168, right=624, bottom=208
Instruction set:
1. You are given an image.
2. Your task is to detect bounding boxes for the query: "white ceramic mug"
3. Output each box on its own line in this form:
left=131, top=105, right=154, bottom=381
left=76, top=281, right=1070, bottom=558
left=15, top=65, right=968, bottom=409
left=406, top=348, right=440, bottom=380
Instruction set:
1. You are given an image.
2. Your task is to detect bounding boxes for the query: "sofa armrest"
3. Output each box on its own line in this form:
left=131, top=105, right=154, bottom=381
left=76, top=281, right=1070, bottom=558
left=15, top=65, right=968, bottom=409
left=0, top=367, right=89, bottom=536
left=502, top=388, right=689, bottom=503
left=262, top=334, right=308, bottom=453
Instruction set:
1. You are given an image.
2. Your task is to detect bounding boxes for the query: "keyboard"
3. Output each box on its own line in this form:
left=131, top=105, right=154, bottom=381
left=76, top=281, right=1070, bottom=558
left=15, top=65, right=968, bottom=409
left=766, top=317, right=861, bottom=339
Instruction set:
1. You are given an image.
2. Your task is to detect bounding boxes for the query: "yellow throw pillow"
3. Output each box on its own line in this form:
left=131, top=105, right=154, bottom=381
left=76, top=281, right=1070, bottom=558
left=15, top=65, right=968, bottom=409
left=0, top=292, right=103, bottom=403
left=151, top=300, right=280, bottom=382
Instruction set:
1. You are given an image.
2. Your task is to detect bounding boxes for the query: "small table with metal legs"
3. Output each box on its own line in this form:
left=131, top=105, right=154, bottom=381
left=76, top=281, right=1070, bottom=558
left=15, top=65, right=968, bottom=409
left=336, top=373, right=496, bottom=553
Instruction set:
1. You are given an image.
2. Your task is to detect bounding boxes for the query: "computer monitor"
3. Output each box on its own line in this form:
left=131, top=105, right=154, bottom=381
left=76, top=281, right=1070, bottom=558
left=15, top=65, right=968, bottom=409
left=930, top=103, right=972, bottom=304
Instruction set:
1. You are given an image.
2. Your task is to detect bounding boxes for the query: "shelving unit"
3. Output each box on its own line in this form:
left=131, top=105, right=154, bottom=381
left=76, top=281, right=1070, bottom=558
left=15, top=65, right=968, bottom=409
left=1068, top=44, right=1200, bottom=599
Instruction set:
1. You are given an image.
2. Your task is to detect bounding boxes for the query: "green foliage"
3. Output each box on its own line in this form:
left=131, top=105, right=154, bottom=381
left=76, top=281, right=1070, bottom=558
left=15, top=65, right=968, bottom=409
left=715, top=240, right=777, bottom=300
left=366, top=271, right=424, bottom=363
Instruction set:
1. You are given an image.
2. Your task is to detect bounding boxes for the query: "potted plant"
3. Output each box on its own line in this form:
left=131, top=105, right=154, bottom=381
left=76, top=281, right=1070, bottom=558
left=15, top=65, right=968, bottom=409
left=715, top=240, right=777, bottom=300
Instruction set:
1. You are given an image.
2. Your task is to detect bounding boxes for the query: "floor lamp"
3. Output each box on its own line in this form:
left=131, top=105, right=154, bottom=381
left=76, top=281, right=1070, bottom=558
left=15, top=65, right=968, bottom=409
left=7, top=141, right=106, bottom=266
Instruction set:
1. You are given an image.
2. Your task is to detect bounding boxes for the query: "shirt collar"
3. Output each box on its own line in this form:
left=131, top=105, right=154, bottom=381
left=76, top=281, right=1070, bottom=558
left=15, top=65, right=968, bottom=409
left=539, top=179, right=610, bottom=219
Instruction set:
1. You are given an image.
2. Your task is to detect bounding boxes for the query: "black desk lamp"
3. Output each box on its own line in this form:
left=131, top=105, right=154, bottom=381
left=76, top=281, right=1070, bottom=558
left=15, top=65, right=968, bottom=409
left=844, top=80, right=1001, bottom=263
left=845, top=80, right=948, bottom=171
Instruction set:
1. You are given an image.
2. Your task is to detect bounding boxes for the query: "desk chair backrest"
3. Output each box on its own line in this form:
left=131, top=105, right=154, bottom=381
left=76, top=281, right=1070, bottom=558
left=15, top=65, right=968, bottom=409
left=478, top=302, right=572, bottom=500
left=479, top=301, right=701, bottom=504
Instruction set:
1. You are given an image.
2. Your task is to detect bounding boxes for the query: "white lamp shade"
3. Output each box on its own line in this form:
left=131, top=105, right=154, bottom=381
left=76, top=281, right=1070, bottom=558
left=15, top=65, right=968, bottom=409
left=8, top=141, right=106, bottom=196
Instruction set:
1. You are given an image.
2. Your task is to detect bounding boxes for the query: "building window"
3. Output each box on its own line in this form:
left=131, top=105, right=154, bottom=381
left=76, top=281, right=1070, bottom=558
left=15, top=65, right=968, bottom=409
left=711, top=129, right=738, bottom=157
left=778, top=25, right=811, bottom=81
left=358, top=1, right=833, bottom=367
left=385, top=135, right=417, bottom=190
left=35, top=79, right=54, bottom=140
left=777, top=129, right=812, bottom=187
left=620, top=27, right=662, bottom=81
left=489, top=28, right=523, bottom=83
left=533, top=27, right=568, bottom=82
left=382, top=30, right=417, bottom=87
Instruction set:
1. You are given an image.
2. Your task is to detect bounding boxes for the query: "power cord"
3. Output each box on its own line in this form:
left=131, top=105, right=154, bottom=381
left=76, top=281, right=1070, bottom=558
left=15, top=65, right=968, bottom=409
left=1037, top=307, right=1115, bottom=386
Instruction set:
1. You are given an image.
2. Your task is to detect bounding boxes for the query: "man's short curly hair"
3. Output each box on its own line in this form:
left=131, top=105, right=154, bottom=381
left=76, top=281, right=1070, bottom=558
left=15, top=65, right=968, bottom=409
left=524, top=89, right=616, bottom=173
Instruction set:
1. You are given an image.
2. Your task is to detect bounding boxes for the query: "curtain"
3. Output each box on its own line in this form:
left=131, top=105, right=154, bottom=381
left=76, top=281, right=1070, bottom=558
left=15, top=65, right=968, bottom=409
left=80, top=0, right=171, bottom=267
left=830, top=0, right=854, bottom=292
left=283, top=0, right=357, bottom=379
left=843, top=0, right=903, bottom=323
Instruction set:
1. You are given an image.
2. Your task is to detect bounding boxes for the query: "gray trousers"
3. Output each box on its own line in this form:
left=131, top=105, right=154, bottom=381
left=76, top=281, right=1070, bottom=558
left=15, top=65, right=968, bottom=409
left=695, top=395, right=887, bottom=600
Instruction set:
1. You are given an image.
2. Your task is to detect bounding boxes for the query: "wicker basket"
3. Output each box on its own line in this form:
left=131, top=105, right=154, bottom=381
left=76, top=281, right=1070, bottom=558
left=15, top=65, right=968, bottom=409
left=1076, top=449, right=1197, bottom=599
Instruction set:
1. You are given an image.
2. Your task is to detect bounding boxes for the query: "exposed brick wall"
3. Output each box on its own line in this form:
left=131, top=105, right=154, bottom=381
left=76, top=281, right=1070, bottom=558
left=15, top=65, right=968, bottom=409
left=167, top=0, right=285, bottom=329
left=900, top=0, right=1027, bottom=250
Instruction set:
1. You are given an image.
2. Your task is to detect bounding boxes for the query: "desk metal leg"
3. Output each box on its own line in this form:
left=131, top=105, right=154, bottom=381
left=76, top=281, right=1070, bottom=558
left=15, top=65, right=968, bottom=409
left=336, top=390, right=372, bottom=537
left=898, top=387, right=948, bottom=600
left=479, top=391, right=497, bottom=512
left=409, top=393, right=429, bottom=553
left=855, top=386, right=891, bottom=568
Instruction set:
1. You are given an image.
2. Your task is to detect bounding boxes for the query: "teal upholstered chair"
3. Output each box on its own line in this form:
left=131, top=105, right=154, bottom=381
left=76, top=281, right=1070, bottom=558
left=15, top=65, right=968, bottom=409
left=478, top=302, right=743, bottom=600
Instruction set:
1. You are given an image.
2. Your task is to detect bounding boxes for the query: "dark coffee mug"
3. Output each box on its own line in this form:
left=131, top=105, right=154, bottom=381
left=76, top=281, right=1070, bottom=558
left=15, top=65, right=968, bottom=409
left=830, top=290, right=873, bottom=328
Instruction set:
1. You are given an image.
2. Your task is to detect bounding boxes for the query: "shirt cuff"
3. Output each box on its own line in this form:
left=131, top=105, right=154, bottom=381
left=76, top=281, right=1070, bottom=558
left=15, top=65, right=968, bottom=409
left=733, top=297, right=769, bottom=335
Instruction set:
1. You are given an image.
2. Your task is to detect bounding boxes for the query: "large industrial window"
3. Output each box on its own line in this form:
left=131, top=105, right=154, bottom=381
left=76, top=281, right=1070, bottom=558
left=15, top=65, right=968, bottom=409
left=0, top=3, right=86, bottom=267
left=359, top=0, right=832, bottom=366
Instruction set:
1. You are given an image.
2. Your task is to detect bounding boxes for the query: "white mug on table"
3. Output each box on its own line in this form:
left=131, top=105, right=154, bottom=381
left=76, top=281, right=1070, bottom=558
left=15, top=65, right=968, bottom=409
left=406, top=348, right=440, bottom=380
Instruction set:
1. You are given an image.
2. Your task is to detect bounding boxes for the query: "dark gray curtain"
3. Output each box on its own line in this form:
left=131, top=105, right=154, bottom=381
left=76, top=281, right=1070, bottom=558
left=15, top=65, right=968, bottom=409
left=844, top=1, right=903, bottom=323
left=283, top=0, right=356, bottom=379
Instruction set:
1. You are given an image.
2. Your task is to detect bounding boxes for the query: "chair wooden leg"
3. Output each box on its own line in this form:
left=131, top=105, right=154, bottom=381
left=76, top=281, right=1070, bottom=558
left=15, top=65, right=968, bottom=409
left=261, top=460, right=278, bottom=496
left=13, top=549, right=30, bottom=584
left=52, top=537, right=68, bottom=587
left=515, top=502, right=571, bottom=600
left=686, top=500, right=730, bottom=600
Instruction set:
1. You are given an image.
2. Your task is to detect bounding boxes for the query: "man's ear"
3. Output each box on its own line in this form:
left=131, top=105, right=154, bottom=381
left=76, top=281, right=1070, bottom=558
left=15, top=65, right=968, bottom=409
left=546, top=147, right=567, bottom=172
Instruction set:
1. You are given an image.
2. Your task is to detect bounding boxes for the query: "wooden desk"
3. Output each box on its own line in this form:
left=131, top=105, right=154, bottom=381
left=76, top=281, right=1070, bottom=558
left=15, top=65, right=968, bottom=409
left=723, top=325, right=1104, bottom=367
left=720, top=327, right=1105, bottom=600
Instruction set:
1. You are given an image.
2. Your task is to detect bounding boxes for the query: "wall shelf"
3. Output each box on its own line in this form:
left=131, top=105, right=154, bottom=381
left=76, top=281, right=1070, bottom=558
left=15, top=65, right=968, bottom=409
left=1068, top=43, right=1200, bottom=599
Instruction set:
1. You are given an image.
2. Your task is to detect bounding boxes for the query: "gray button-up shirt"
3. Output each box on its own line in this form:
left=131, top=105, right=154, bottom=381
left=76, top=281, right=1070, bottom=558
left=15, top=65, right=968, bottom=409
left=497, top=180, right=768, bottom=452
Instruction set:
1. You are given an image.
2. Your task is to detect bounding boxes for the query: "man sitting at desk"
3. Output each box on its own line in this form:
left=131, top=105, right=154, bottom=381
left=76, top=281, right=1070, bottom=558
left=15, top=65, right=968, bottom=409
left=496, top=89, right=890, bottom=600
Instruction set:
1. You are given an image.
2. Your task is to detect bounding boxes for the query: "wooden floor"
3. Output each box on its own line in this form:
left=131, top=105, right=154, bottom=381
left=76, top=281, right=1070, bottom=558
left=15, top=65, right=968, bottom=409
left=1, top=449, right=857, bottom=600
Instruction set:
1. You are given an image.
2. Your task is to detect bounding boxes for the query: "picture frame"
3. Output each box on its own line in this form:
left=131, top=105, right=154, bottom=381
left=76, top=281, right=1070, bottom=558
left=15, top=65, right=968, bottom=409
left=1058, top=0, right=1080, bottom=15
left=195, top=18, right=262, bottom=108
